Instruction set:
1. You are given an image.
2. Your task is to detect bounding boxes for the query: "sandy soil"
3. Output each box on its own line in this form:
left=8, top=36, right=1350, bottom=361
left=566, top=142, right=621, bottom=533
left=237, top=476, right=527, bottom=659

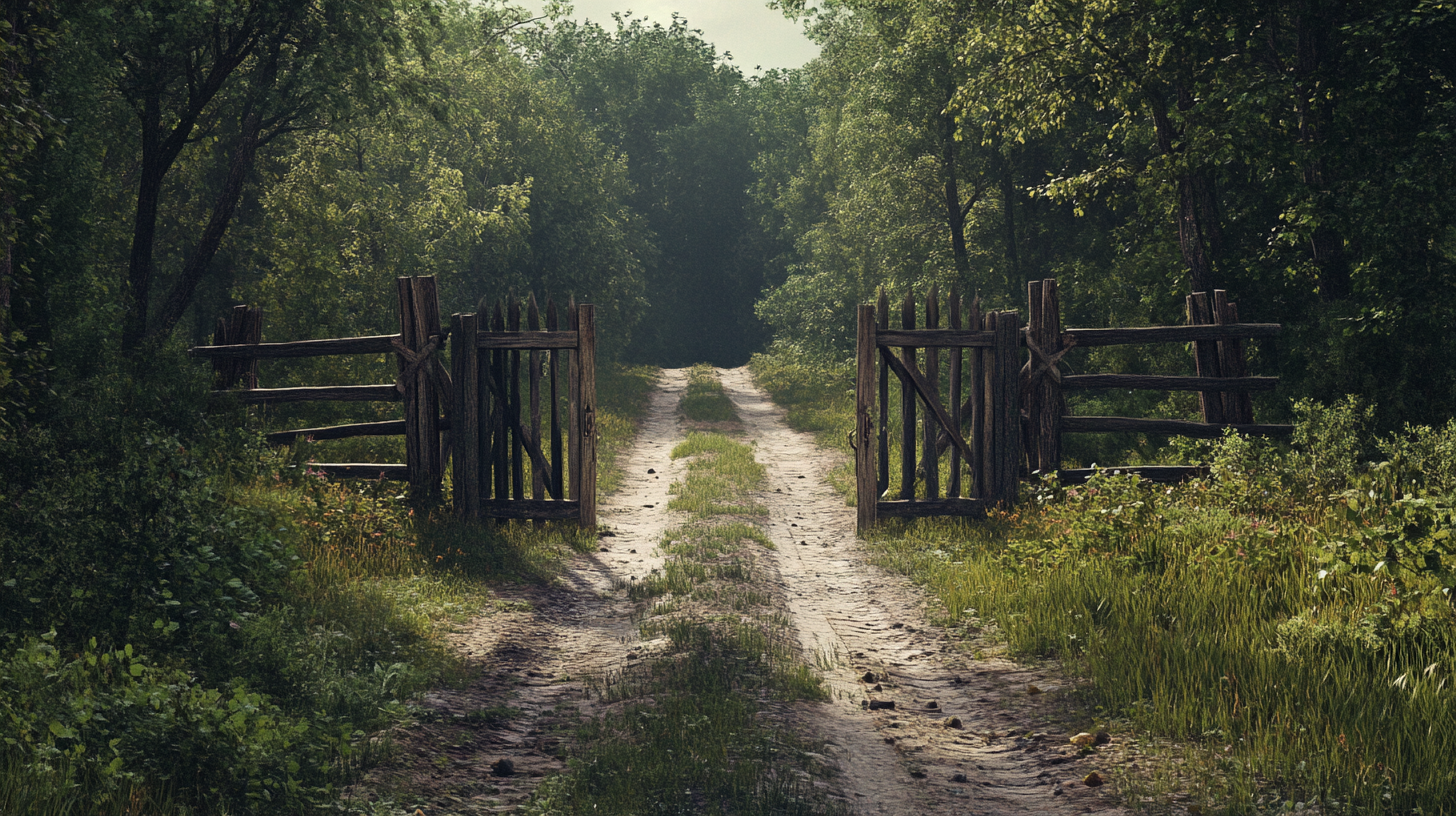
left=351, top=367, right=1129, bottom=815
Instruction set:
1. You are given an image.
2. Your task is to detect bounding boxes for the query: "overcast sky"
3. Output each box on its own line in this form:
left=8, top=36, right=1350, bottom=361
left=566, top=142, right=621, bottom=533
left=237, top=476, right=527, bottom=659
left=519, top=0, right=820, bottom=74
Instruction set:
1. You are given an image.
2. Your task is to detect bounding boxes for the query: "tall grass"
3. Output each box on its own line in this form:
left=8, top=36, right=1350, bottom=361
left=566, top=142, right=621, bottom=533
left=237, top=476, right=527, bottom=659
left=753, top=344, right=1456, bottom=814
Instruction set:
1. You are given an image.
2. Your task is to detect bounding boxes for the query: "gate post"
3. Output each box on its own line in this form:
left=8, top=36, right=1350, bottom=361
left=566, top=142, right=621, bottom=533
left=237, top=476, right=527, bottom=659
left=576, top=303, right=597, bottom=528
left=398, top=277, right=443, bottom=507
left=855, top=304, right=879, bottom=533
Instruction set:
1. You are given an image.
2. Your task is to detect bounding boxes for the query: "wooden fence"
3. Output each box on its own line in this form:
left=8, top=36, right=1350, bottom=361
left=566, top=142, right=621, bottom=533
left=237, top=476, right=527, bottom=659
left=192, top=276, right=446, bottom=503
left=854, top=287, right=1021, bottom=531
left=450, top=295, right=596, bottom=526
left=192, top=279, right=599, bottom=525
left=1022, top=277, right=1291, bottom=485
left=854, top=279, right=1292, bottom=531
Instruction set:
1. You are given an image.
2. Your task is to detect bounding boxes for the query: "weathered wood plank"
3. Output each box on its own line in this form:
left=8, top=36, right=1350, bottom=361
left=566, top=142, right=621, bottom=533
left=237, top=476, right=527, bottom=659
left=509, top=294, right=524, bottom=502
left=876, top=289, right=889, bottom=494
left=876, top=329, right=995, bottom=348
left=1187, top=291, right=1226, bottom=424
left=876, top=498, right=991, bottom=518
left=452, top=312, right=481, bottom=520
left=1058, top=466, right=1208, bottom=485
left=577, top=303, right=598, bottom=528
left=899, top=293, right=917, bottom=501
left=492, top=302, right=508, bottom=501
left=1062, top=324, right=1280, bottom=347
left=221, top=385, right=401, bottom=404
left=547, top=299, right=564, bottom=504
left=1062, top=416, right=1293, bottom=437
left=922, top=285, right=939, bottom=500
left=1216, top=293, right=1255, bottom=424
left=1062, top=374, right=1279, bottom=391
left=568, top=298, right=581, bottom=503
left=192, top=334, right=397, bottom=359
left=268, top=419, right=407, bottom=444
left=529, top=293, right=544, bottom=506
left=947, top=292, right=962, bottom=498
left=878, top=350, right=976, bottom=466
left=969, top=298, right=985, bottom=499
left=474, top=331, right=578, bottom=349
left=993, top=311, right=1021, bottom=504
left=480, top=499, right=582, bottom=521
left=855, top=305, right=878, bottom=533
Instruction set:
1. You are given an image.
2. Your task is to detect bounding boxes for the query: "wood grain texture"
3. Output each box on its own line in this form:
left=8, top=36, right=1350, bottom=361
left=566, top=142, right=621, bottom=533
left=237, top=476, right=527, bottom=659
left=1062, top=374, right=1278, bottom=391
left=855, top=305, right=879, bottom=532
left=1062, top=416, right=1293, bottom=437
left=1063, top=323, right=1280, bottom=346
left=192, top=334, right=397, bottom=359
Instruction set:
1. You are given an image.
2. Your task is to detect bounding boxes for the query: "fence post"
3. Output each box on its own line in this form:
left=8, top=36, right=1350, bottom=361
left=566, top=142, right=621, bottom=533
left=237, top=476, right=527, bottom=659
left=856, top=304, right=878, bottom=533
left=1186, top=291, right=1226, bottom=424
left=451, top=312, right=480, bottom=520
left=1029, top=278, right=1064, bottom=476
left=876, top=289, right=889, bottom=494
left=1213, top=291, right=1254, bottom=424
left=576, top=303, right=597, bottom=528
left=567, top=298, right=580, bottom=502
left=922, top=286, right=940, bottom=500
left=398, top=276, right=442, bottom=507
left=948, top=291, right=963, bottom=498
left=212, top=305, right=262, bottom=389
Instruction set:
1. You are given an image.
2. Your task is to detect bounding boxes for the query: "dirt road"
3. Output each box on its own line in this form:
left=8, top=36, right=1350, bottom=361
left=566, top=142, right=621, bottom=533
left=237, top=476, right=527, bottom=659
left=356, top=368, right=1127, bottom=815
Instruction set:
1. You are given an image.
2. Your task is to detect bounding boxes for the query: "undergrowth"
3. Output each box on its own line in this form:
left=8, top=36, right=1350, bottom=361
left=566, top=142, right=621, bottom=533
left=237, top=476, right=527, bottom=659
left=680, top=363, right=740, bottom=423
left=0, top=362, right=654, bottom=814
left=753, top=343, right=1456, bottom=814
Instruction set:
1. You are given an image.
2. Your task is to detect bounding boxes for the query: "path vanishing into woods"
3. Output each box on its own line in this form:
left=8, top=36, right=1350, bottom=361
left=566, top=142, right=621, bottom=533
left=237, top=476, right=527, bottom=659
left=353, top=368, right=1130, bottom=815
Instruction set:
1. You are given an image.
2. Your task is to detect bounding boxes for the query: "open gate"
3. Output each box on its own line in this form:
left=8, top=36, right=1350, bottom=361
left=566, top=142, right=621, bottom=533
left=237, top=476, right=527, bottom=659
left=854, top=287, right=1022, bottom=532
left=450, top=296, right=597, bottom=526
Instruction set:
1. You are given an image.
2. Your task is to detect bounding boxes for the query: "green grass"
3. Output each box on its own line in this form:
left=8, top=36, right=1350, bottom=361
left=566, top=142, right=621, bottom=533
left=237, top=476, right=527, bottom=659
left=0, top=365, right=660, bottom=816
left=527, top=432, right=847, bottom=816
left=679, top=363, right=740, bottom=423
left=753, top=348, right=1456, bottom=815
left=667, top=432, right=768, bottom=516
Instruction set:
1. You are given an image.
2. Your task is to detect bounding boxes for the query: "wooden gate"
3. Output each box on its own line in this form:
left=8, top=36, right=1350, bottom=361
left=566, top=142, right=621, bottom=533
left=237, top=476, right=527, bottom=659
left=450, top=295, right=596, bottom=526
left=854, top=287, right=1022, bottom=532
left=192, top=276, right=448, bottom=505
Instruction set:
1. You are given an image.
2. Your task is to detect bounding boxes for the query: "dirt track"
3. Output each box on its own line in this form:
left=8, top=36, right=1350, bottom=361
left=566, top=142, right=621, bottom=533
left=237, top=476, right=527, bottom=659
left=354, top=368, right=1128, bottom=815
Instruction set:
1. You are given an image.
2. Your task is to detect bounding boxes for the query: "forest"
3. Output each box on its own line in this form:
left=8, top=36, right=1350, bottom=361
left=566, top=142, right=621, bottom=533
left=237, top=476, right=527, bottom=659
left=3, top=0, right=1456, bottom=813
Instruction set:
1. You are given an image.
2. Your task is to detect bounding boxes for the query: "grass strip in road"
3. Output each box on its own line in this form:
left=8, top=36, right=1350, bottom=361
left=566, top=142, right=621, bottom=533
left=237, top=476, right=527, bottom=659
left=527, top=387, right=849, bottom=815
left=667, top=432, right=768, bottom=517
left=679, top=363, right=740, bottom=424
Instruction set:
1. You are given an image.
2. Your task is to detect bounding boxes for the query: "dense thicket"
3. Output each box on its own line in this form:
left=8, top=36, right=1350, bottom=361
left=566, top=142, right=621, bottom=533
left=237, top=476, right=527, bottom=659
left=760, top=0, right=1456, bottom=431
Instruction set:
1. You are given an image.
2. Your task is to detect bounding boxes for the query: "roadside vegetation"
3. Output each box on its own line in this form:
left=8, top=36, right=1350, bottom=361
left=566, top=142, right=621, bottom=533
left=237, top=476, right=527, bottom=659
left=528, top=368, right=847, bottom=815
left=752, top=348, right=1456, bottom=813
left=679, top=364, right=741, bottom=424
left=0, top=363, right=653, bottom=815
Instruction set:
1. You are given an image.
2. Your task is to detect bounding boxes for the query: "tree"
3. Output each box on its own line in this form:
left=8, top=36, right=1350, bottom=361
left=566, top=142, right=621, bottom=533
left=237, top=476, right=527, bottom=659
left=75, top=0, right=441, bottom=352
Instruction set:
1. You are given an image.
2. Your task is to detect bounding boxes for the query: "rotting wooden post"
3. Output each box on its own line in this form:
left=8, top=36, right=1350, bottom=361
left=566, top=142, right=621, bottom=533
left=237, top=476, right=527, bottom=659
left=528, top=293, right=544, bottom=510
left=1213, top=291, right=1254, bottom=424
left=415, top=277, right=443, bottom=501
left=993, top=310, right=1021, bottom=505
left=567, top=298, right=581, bottom=503
left=856, top=304, right=879, bottom=533
left=547, top=299, right=564, bottom=503
left=451, top=312, right=480, bottom=520
left=212, top=305, right=262, bottom=389
left=577, top=303, right=597, bottom=528
left=1187, top=291, right=1226, bottom=424
left=1033, top=279, right=1064, bottom=476
left=397, top=278, right=429, bottom=505
left=508, top=294, right=524, bottom=502
left=981, top=310, right=998, bottom=500
left=969, top=297, right=985, bottom=499
left=899, top=292, right=917, bottom=500
left=922, top=286, right=940, bottom=500
left=1025, top=280, right=1044, bottom=469
left=876, top=288, right=889, bottom=495
left=948, top=291, right=963, bottom=498
left=491, top=302, right=508, bottom=502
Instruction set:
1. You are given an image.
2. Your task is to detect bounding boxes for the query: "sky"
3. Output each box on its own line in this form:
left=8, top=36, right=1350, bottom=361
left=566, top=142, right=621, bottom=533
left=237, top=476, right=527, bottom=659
left=519, top=0, right=821, bottom=74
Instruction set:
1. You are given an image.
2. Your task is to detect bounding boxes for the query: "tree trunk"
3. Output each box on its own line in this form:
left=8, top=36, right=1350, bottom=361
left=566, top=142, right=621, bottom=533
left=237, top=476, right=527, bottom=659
left=941, top=111, right=971, bottom=278
left=1295, top=2, right=1352, bottom=302
left=149, top=113, right=262, bottom=344
left=121, top=94, right=165, bottom=352
left=1149, top=89, right=1222, bottom=293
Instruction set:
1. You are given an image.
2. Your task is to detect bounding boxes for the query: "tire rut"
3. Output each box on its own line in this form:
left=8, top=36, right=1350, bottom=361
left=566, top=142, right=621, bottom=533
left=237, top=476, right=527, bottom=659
left=716, top=366, right=1129, bottom=816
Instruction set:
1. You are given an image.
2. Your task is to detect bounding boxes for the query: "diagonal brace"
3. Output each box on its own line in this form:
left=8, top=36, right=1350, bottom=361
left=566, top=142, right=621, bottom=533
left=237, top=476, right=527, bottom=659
left=879, top=348, right=976, bottom=465
left=480, top=360, right=561, bottom=500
